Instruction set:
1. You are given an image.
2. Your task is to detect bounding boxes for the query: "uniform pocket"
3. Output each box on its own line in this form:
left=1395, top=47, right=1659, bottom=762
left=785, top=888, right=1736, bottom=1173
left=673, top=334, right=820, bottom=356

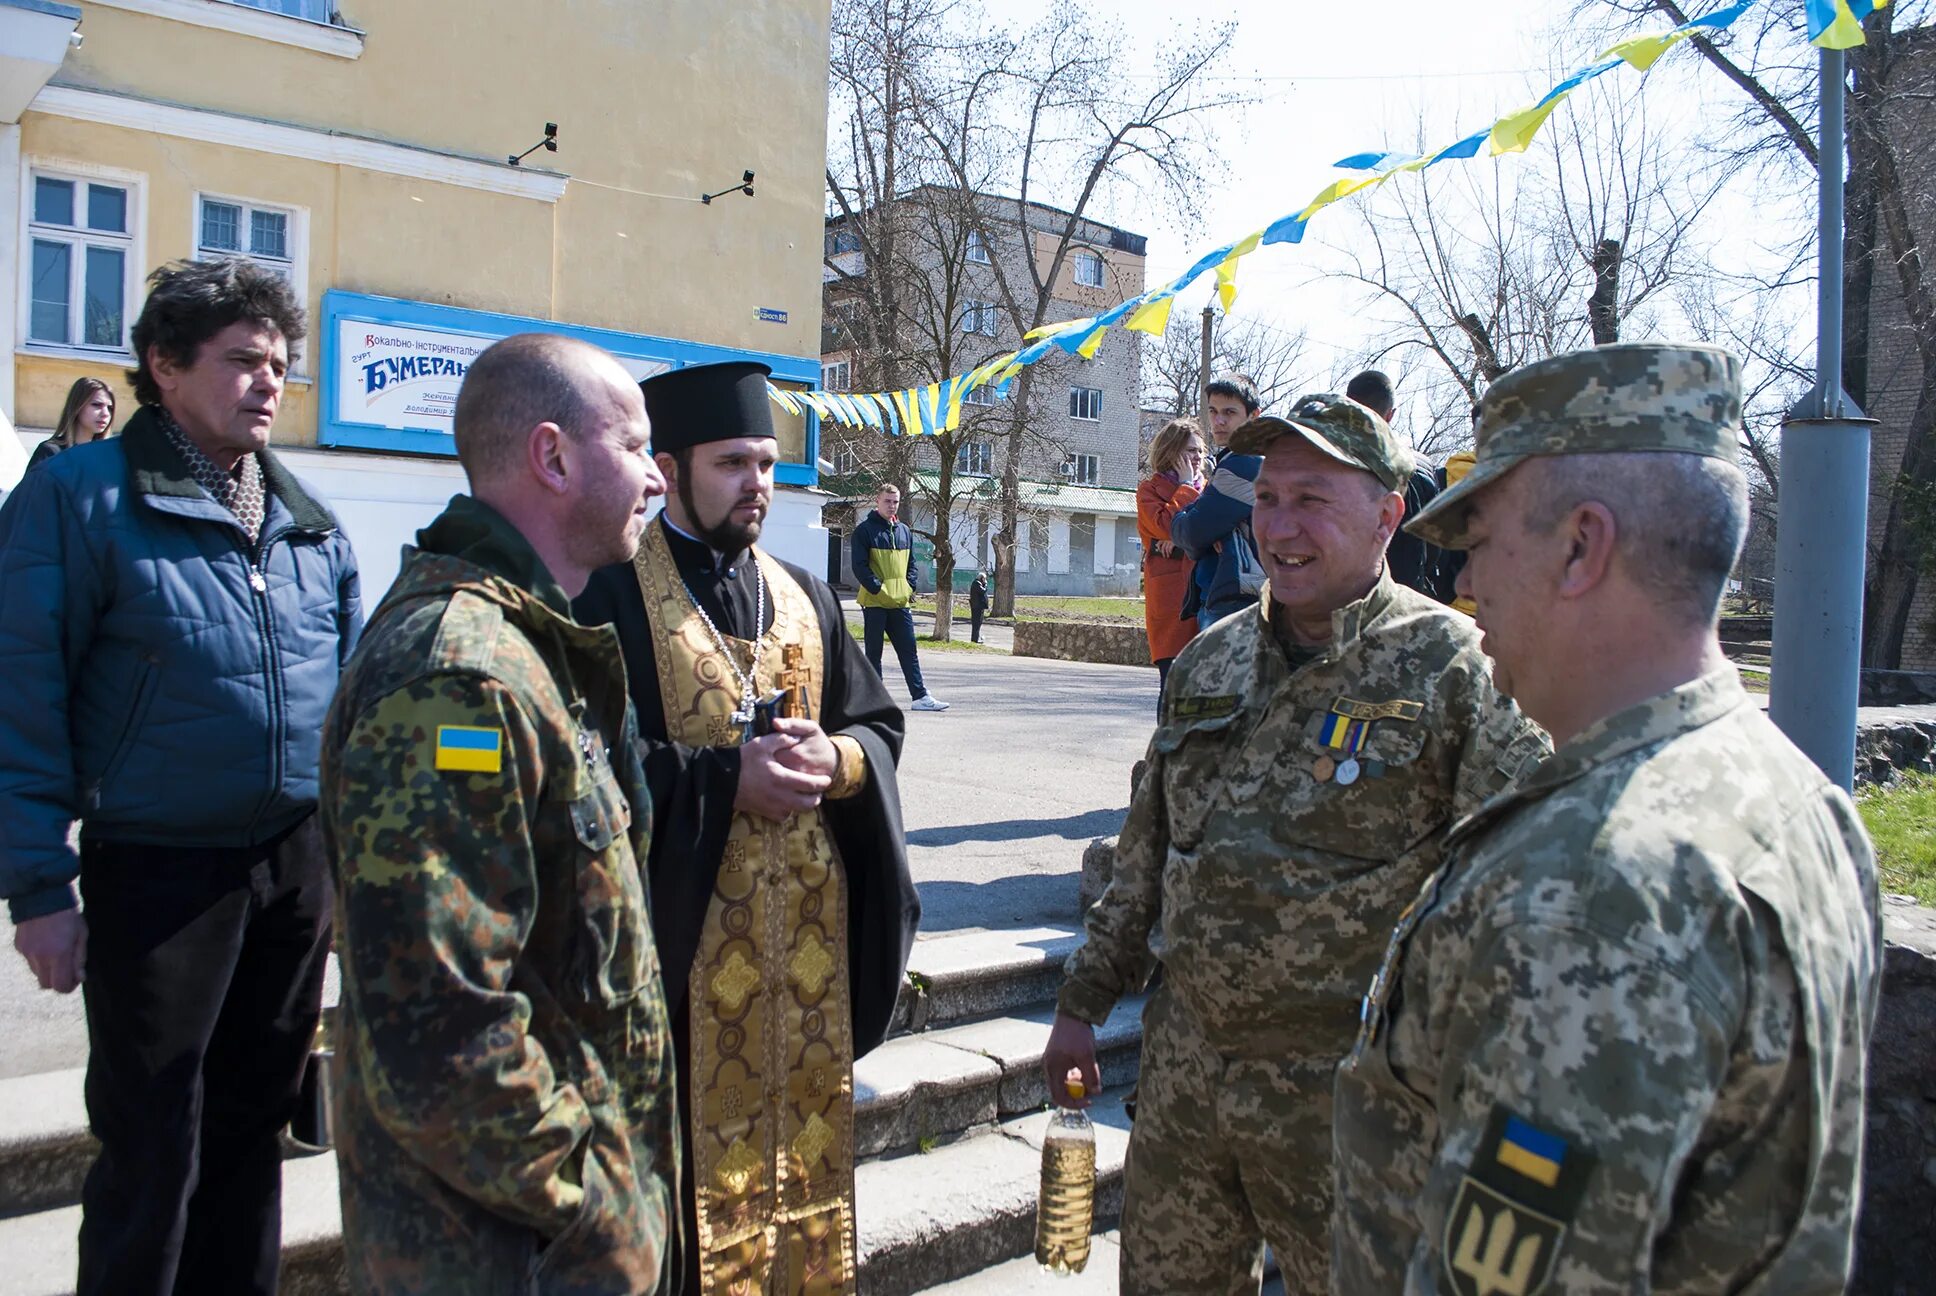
left=568, top=768, right=649, bottom=1006
left=1154, top=710, right=1242, bottom=850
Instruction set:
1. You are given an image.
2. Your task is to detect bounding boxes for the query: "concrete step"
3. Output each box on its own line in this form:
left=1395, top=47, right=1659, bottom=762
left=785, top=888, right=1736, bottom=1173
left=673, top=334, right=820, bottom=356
left=0, top=925, right=1095, bottom=1216
left=913, top=1237, right=1289, bottom=1295
left=856, top=1093, right=1134, bottom=1296
left=857, top=994, right=1147, bottom=1159
left=889, top=925, right=1084, bottom=1036
left=0, top=989, right=1147, bottom=1220
left=0, top=1148, right=348, bottom=1296
left=0, top=1098, right=1135, bottom=1296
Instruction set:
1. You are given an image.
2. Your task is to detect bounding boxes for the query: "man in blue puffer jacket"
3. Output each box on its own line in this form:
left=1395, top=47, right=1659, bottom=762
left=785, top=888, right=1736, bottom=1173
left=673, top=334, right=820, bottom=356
left=1172, top=373, right=1265, bottom=629
left=0, top=257, right=361, bottom=1296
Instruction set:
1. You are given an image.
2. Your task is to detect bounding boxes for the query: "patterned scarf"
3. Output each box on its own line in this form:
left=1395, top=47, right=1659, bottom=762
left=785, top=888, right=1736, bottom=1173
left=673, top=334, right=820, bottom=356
left=157, top=407, right=265, bottom=544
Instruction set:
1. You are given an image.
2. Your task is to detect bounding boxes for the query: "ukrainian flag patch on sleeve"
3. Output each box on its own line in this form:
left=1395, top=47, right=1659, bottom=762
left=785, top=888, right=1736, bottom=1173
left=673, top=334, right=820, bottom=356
left=1441, top=1105, right=1596, bottom=1296
left=434, top=724, right=503, bottom=773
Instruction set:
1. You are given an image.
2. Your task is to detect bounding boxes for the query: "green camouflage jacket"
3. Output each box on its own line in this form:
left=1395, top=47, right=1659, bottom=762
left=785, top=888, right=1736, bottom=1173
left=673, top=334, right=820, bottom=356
left=322, top=494, right=680, bottom=1295
left=1332, top=668, right=1881, bottom=1296
left=1060, top=575, right=1547, bottom=1057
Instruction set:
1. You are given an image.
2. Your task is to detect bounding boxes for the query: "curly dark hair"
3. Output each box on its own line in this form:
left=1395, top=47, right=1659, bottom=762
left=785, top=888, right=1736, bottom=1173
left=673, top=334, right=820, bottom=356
left=127, top=258, right=306, bottom=406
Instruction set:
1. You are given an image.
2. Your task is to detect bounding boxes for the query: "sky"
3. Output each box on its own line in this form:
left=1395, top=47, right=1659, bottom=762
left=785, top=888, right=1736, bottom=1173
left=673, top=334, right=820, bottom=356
left=961, top=0, right=1818, bottom=446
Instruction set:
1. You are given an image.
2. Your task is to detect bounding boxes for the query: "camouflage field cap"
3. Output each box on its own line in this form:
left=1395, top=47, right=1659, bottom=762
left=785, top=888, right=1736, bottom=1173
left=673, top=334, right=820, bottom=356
left=1227, top=393, right=1415, bottom=492
left=1406, top=342, right=1744, bottom=549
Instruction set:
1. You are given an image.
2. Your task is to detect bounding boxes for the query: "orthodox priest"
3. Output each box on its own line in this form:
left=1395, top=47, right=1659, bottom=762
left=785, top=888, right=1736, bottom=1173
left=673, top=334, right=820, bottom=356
left=574, top=360, right=919, bottom=1295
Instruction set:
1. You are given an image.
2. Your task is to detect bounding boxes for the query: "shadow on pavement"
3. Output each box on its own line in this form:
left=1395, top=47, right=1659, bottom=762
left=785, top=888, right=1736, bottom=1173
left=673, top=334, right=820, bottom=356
left=917, top=874, right=1092, bottom=931
left=907, top=806, right=1128, bottom=848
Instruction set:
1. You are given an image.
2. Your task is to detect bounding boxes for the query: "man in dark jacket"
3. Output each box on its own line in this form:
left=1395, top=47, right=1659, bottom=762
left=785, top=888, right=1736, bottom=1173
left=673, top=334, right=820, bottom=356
left=0, top=258, right=361, bottom=1296
left=1172, top=373, right=1264, bottom=628
left=1345, top=369, right=1444, bottom=599
left=851, top=484, right=950, bottom=710
left=969, top=570, right=989, bottom=643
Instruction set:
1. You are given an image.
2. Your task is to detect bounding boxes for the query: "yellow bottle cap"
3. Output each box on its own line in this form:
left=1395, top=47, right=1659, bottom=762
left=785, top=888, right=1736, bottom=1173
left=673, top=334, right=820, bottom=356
left=1066, top=1079, right=1086, bottom=1100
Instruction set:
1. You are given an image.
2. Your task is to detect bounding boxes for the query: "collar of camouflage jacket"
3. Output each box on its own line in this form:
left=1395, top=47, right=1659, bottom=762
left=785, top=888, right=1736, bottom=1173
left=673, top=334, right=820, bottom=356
left=1257, top=568, right=1401, bottom=675
left=1451, top=666, right=1749, bottom=845
left=402, top=492, right=576, bottom=622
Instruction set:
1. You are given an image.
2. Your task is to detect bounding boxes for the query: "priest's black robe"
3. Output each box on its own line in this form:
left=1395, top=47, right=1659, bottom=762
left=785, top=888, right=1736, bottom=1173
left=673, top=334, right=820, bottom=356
left=573, top=516, right=920, bottom=1060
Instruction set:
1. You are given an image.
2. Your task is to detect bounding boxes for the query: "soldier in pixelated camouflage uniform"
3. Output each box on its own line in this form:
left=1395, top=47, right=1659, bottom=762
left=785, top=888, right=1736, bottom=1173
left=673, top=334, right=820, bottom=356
left=1331, top=343, right=1882, bottom=1296
left=322, top=335, right=681, bottom=1295
left=1043, top=394, right=1548, bottom=1295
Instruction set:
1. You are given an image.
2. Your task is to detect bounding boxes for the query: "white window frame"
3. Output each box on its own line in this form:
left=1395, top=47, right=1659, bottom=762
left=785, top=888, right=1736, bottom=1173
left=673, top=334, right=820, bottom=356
left=822, top=359, right=851, bottom=392
left=829, top=441, right=860, bottom=476
left=962, top=381, right=994, bottom=407
left=1072, top=248, right=1104, bottom=287
left=19, top=159, right=147, bottom=363
left=961, top=298, right=998, bottom=338
left=193, top=190, right=310, bottom=377
left=86, top=0, right=365, bottom=60
left=956, top=441, right=993, bottom=477
left=1069, top=385, right=1103, bottom=421
left=1065, top=452, right=1100, bottom=485
left=966, top=228, right=991, bottom=264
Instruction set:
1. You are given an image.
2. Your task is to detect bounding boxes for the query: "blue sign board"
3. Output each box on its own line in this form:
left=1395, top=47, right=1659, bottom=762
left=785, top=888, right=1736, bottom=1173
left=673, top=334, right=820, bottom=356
left=318, top=290, right=821, bottom=486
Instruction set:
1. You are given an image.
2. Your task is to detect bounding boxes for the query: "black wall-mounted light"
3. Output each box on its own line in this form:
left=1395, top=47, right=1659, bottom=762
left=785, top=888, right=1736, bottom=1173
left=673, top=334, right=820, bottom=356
left=702, top=169, right=756, bottom=204
left=509, top=123, right=558, bottom=167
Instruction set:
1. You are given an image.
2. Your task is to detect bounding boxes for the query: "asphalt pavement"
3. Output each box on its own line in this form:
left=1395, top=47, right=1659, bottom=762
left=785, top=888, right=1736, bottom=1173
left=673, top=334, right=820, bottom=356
left=0, top=652, right=1158, bottom=1078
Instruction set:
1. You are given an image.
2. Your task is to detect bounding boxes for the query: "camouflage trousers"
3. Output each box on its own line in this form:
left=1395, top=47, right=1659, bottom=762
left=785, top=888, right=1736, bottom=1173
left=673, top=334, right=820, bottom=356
left=1119, top=987, right=1339, bottom=1296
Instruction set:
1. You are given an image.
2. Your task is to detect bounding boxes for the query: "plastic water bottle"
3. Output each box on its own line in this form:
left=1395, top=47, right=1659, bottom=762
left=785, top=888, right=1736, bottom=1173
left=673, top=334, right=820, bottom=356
left=1034, top=1078, right=1096, bottom=1275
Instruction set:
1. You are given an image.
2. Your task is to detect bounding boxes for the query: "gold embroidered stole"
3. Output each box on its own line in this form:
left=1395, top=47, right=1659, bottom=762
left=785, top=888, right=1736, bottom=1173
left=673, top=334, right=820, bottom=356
left=632, top=525, right=858, bottom=1296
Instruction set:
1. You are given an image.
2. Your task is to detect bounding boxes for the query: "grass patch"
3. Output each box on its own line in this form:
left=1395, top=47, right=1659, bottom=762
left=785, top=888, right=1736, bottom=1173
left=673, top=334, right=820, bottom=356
left=1858, top=771, right=1936, bottom=905
left=911, top=593, right=1143, bottom=620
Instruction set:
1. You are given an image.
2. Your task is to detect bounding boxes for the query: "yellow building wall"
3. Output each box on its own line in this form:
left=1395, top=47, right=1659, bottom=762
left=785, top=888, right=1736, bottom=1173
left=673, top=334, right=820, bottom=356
left=52, top=0, right=831, bottom=358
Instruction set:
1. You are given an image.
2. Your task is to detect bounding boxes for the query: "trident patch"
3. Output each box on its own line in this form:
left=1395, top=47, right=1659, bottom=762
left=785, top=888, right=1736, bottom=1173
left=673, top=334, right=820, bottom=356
left=1440, top=1106, right=1595, bottom=1296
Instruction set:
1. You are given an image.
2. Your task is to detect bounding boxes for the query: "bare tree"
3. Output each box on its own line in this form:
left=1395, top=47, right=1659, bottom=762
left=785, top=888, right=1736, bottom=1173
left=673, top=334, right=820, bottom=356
left=912, top=3, right=1246, bottom=616
left=1332, top=77, right=1724, bottom=459
left=1142, top=310, right=1316, bottom=420
left=824, top=0, right=1024, bottom=638
left=1578, top=0, right=1936, bottom=668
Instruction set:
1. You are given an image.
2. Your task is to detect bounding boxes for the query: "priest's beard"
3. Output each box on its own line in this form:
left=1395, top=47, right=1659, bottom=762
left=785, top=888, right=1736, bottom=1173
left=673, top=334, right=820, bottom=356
left=677, top=470, right=767, bottom=555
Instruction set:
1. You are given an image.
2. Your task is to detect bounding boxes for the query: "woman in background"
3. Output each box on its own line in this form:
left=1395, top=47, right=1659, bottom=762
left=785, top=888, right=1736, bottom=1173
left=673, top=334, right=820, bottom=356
left=27, top=377, right=116, bottom=470
left=1138, top=417, right=1206, bottom=707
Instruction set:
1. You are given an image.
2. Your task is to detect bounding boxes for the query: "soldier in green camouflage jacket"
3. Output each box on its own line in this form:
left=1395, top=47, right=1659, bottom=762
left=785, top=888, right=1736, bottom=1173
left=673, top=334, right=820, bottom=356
left=1044, top=394, right=1548, bottom=1295
left=1332, top=344, right=1881, bottom=1296
left=322, top=335, right=681, bottom=1294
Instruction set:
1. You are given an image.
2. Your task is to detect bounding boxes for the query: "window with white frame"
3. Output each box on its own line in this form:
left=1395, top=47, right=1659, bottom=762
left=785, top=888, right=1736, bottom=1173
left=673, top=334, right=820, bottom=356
left=197, top=195, right=296, bottom=281
left=966, top=228, right=990, bottom=264
left=27, top=170, right=137, bottom=353
left=829, top=440, right=860, bottom=475
left=957, top=442, right=993, bottom=476
left=1064, top=452, right=1100, bottom=485
left=961, top=299, right=998, bottom=337
left=962, top=381, right=994, bottom=406
left=232, top=0, right=334, bottom=21
left=1072, top=249, right=1104, bottom=287
left=1068, top=386, right=1103, bottom=421
left=822, top=359, right=851, bottom=391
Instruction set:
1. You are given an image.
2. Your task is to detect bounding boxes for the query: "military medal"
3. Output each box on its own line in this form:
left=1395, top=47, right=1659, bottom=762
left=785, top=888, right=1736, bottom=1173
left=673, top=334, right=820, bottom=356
left=1312, top=754, right=1337, bottom=782
left=1318, top=705, right=1373, bottom=786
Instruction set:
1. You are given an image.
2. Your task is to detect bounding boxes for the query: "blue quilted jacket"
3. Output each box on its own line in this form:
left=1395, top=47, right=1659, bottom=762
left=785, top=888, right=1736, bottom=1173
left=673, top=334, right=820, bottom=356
left=0, top=406, right=362, bottom=921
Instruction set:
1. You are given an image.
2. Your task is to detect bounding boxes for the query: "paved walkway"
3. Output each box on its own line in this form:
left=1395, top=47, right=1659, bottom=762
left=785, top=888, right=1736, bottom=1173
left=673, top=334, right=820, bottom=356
left=0, top=652, right=1158, bottom=1077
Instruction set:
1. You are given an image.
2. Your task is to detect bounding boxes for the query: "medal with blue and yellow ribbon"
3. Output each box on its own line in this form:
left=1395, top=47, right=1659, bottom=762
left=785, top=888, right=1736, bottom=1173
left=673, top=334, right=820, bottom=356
left=1317, top=708, right=1372, bottom=785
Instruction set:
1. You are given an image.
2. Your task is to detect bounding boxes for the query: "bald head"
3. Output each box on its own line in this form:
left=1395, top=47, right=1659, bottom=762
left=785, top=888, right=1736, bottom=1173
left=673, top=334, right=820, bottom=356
left=453, top=333, right=638, bottom=483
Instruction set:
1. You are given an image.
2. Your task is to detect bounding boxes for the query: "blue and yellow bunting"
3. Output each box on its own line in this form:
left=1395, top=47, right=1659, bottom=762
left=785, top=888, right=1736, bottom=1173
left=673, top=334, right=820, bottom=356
left=789, top=0, right=1818, bottom=436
